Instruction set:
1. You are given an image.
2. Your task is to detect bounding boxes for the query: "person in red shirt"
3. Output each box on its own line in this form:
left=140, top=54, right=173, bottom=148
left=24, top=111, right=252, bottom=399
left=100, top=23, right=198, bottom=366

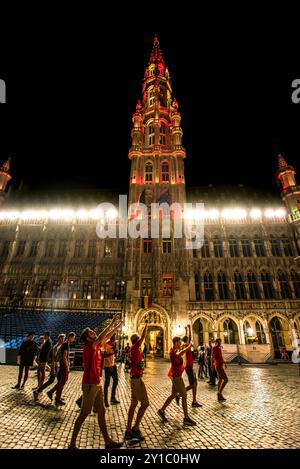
left=125, top=321, right=149, bottom=442
left=212, top=338, right=228, bottom=401
left=69, top=315, right=123, bottom=450
left=182, top=325, right=201, bottom=407
left=158, top=336, right=196, bottom=426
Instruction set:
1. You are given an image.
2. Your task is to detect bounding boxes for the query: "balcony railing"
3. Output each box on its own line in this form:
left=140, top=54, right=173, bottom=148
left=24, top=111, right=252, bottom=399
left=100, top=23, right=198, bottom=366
left=188, top=299, right=300, bottom=311
left=0, top=297, right=123, bottom=311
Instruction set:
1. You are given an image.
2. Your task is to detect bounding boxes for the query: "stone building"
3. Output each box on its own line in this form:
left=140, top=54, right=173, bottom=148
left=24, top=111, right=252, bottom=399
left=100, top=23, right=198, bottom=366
left=0, top=37, right=300, bottom=361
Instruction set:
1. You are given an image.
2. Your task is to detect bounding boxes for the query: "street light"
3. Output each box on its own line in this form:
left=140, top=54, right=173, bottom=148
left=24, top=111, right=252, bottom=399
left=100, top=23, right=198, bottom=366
left=247, top=327, right=254, bottom=337
left=176, top=325, right=184, bottom=336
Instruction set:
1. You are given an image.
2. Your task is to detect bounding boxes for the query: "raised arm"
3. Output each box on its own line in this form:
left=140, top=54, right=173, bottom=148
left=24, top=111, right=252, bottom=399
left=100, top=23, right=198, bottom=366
left=94, top=315, right=122, bottom=347
left=140, top=320, right=149, bottom=343
left=176, top=343, right=192, bottom=357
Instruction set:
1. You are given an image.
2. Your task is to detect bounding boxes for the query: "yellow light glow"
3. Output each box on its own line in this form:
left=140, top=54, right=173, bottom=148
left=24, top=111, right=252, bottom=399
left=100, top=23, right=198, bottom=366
left=106, top=209, right=118, bottom=220
left=274, top=208, right=286, bottom=218
left=250, top=208, right=262, bottom=219
left=221, top=209, right=247, bottom=219
left=264, top=209, right=275, bottom=218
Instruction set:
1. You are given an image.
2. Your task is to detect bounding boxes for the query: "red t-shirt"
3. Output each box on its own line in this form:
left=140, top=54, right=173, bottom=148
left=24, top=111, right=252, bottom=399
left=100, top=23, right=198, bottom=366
left=185, top=348, right=194, bottom=368
left=82, top=342, right=102, bottom=385
left=212, top=345, right=224, bottom=367
left=168, top=347, right=184, bottom=378
left=129, top=338, right=143, bottom=377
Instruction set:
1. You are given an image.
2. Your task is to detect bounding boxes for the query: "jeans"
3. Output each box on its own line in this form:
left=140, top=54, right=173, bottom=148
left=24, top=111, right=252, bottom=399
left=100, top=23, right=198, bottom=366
left=104, top=365, right=118, bottom=402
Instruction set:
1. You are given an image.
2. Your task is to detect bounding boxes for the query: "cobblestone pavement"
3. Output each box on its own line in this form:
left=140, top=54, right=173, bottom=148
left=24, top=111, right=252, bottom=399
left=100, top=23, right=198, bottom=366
left=0, top=360, right=299, bottom=449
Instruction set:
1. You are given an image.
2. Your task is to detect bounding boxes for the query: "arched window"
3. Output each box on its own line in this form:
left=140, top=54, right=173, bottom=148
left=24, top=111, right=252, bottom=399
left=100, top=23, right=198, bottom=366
left=281, top=235, right=294, bottom=256
left=145, top=162, right=153, bottom=183
left=278, top=270, right=292, bottom=299
left=241, top=236, right=252, bottom=257
left=234, top=271, right=247, bottom=300
left=148, top=124, right=155, bottom=146
left=161, top=162, right=169, bottom=182
left=159, top=123, right=166, bottom=145
left=223, top=319, right=237, bottom=344
left=269, top=235, right=281, bottom=257
left=261, top=270, right=275, bottom=299
left=148, top=65, right=155, bottom=77
left=201, top=237, right=210, bottom=258
left=204, top=271, right=214, bottom=301
left=269, top=316, right=284, bottom=351
left=253, top=235, right=265, bottom=257
left=247, top=271, right=260, bottom=299
left=218, top=271, right=229, bottom=300
left=229, top=236, right=239, bottom=257
left=213, top=235, right=223, bottom=257
left=148, top=85, right=155, bottom=106
left=291, top=269, right=300, bottom=298
left=255, top=321, right=267, bottom=344
left=195, top=273, right=200, bottom=300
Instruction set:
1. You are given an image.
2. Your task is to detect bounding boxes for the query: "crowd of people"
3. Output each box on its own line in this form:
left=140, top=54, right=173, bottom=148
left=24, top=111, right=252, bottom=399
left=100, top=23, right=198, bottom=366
left=11, top=316, right=229, bottom=448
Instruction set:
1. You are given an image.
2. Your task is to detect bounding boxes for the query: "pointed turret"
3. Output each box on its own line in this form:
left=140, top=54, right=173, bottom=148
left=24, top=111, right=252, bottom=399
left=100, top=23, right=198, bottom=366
left=276, top=148, right=300, bottom=222
left=148, top=35, right=165, bottom=65
left=0, top=157, right=12, bottom=206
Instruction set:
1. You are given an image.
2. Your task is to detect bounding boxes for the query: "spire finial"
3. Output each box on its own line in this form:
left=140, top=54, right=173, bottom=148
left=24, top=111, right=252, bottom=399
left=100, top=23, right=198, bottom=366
left=0, top=157, right=11, bottom=173
left=149, top=34, right=165, bottom=65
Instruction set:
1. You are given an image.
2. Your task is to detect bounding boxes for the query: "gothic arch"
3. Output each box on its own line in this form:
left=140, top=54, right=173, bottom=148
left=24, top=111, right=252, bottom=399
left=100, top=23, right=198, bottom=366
left=134, top=304, right=170, bottom=357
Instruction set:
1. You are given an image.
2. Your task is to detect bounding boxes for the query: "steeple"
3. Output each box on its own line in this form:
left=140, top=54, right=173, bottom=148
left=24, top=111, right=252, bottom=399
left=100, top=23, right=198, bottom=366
left=148, top=35, right=165, bottom=65
left=276, top=148, right=300, bottom=222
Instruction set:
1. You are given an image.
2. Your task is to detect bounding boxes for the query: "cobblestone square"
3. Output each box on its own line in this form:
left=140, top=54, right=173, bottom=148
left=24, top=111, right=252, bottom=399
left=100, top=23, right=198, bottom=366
left=0, top=360, right=299, bottom=449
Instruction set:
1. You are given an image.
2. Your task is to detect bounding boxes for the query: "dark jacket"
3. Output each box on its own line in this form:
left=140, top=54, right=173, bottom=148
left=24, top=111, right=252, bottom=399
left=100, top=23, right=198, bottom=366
left=18, top=339, right=39, bottom=366
left=39, top=338, right=52, bottom=363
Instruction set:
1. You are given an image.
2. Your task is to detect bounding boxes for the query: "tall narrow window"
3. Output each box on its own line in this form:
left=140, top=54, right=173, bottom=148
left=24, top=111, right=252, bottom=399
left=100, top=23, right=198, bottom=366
left=281, top=235, right=294, bottom=256
left=104, top=241, right=112, bottom=257
left=223, top=319, right=237, bottom=344
left=256, top=321, right=267, bottom=344
left=51, top=280, right=61, bottom=298
left=45, top=240, right=55, bottom=257
left=100, top=280, right=110, bottom=299
left=213, top=235, right=223, bottom=257
left=29, top=241, right=39, bottom=257
left=201, top=237, right=210, bottom=258
left=148, top=125, right=155, bottom=145
left=142, top=278, right=152, bottom=296
left=145, top=162, right=153, bottom=182
left=253, top=235, right=265, bottom=257
left=115, top=280, right=125, bottom=299
left=88, top=240, right=96, bottom=258
left=291, top=269, right=300, bottom=298
left=269, top=235, right=281, bottom=256
left=247, top=271, right=260, bottom=299
left=278, top=270, right=292, bottom=299
left=148, top=86, right=155, bottom=105
left=118, top=240, right=124, bottom=258
left=82, top=280, right=93, bottom=299
left=204, top=271, right=214, bottom=300
left=161, top=162, right=169, bottom=182
left=261, top=270, right=275, bottom=299
left=68, top=280, right=78, bottom=299
left=6, top=279, right=17, bottom=297
left=74, top=240, right=84, bottom=258
left=229, top=236, right=239, bottom=257
left=234, top=271, right=247, bottom=299
left=195, top=273, right=201, bottom=300
left=162, top=238, right=172, bottom=253
left=58, top=240, right=67, bottom=257
left=15, top=240, right=26, bottom=256
left=162, top=277, right=173, bottom=297
left=241, top=236, right=251, bottom=257
left=37, top=280, right=47, bottom=298
left=22, top=279, right=30, bottom=296
left=1, top=240, right=11, bottom=257
left=160, top=124, right=166, bottom=145
left=218, top=271, right=229, bottom=300
left=143, top=239, right=152, bottom=254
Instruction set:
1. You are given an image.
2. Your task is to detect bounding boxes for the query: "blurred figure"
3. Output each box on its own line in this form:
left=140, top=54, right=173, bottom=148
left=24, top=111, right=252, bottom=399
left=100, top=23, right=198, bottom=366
left=103, top=333, right=119, bottom=407
left=12, top=332, right=39, bottom=390
left=37, top=331, right=52, bottom=387
left=212, top=338, right=228, bottom=401
left=198, top=345, right=208, bottom=379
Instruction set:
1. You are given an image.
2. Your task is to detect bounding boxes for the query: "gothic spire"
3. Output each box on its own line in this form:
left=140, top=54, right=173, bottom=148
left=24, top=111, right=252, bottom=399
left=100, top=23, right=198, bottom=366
left=148, top=35, right=165, bottom=65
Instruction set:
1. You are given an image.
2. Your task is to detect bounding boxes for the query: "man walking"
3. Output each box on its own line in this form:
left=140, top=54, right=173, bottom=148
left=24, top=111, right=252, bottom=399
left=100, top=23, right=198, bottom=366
left=212, top=338, right=228, bottom=401
left=33, top=333, right=65, bottom=401
left=47, top=332, right=76, bottom=406
left=12, top=332, right=39, bottom=390
left=69, top=316, right=123, bottom=449
left=103, top=333, right=119, bottom=407
left=206, top=340, right=216, bottom=386
left=37, top=331, right=52, bottom=387
left=158, top=336, right=196, bottom=426
left=182, top=325, right=201, bottom=407
left=125, top=321, right=149, bottom=442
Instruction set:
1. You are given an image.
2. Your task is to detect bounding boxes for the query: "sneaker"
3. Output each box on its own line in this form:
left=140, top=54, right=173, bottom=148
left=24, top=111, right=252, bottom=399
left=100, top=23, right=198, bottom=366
left=206, top=380, right=211, bottom=384
left=20, top=384, right=25, bottom=390
left=75, top=398, right=82, bottom=409
left=47, top=391, right=53, bottom=401
left=218, top=395, right=226, bottom=401
left=183, top=416, right=197, bottom=426
left=33, top=390, right=39, bottom=401
left=131, top=429, right=145, bottom=441
left=157, top=409, right=168, bottom=423
left=192, top=402, right=202, bottom=408
left=175, top=395, right=180, bottom=406
left=105, top=440, right=123, bottom=449
left=104, top=401, right=110, bottom=408
left=110, top=399, right=120, bottom=405
left=124, top=430, right=134, bottom=441
left=68, top=444, right=78, bottom=449
left=12, top=384, right=20, bottom=390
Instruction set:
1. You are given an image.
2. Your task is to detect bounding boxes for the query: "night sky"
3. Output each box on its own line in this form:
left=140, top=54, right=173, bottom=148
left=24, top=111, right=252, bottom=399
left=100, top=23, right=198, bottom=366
left=0, top=15, right=299, bottom=198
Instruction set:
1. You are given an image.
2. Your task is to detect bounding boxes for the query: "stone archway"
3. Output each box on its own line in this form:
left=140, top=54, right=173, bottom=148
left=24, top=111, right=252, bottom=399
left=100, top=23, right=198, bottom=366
left=191, top=314, right=214, bottom=348
left=134, top=304, right=170, bottom=358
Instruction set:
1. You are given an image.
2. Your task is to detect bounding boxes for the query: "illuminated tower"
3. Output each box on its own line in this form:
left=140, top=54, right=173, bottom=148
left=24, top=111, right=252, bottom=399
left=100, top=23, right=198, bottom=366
left=0, top=157, right=12, bottom=206
left=276, top=151, right=300, bottom=222
left=125, top=36, right=192, bottom=354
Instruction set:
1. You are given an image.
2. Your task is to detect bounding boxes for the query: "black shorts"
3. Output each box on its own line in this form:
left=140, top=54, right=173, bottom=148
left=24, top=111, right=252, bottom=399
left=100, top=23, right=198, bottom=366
left=185, top=366, right=196, bottom=385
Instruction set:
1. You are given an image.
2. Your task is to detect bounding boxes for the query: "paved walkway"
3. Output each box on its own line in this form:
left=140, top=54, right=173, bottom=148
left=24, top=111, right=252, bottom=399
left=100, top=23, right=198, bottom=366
left=0, top=360, right=299, bottom=449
